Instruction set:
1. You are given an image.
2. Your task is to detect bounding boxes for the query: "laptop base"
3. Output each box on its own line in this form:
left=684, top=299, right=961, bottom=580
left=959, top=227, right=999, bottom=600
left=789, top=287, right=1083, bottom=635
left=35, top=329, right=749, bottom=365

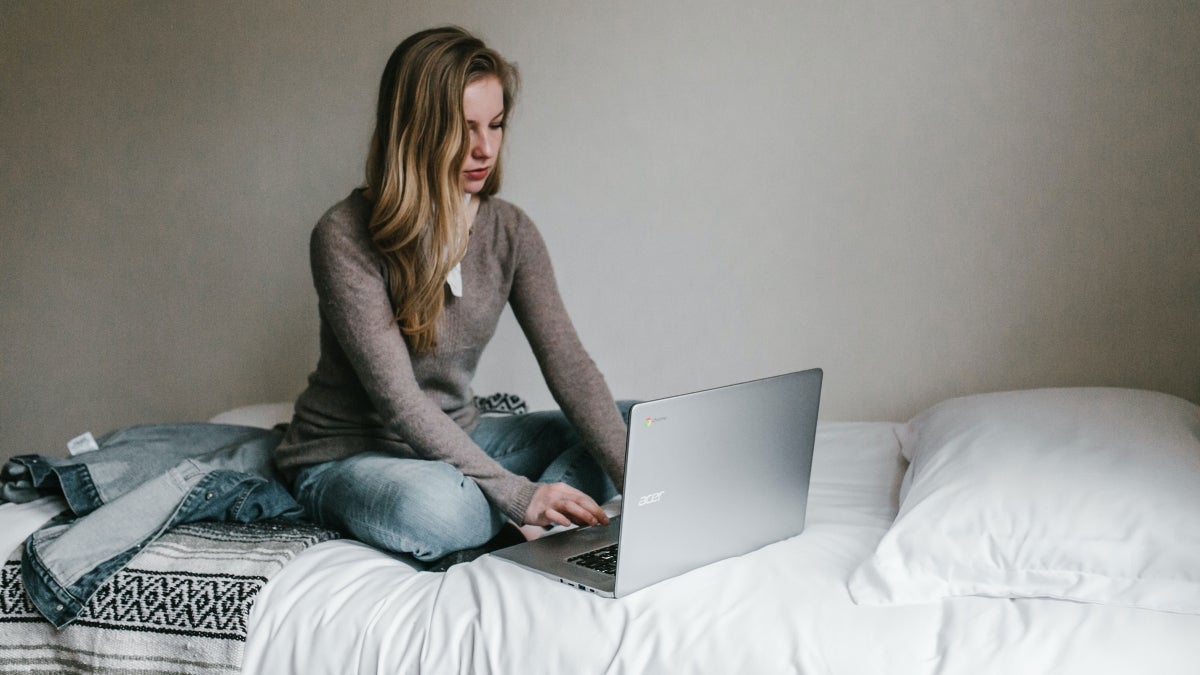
left=491, top=518, right=620, bottom=596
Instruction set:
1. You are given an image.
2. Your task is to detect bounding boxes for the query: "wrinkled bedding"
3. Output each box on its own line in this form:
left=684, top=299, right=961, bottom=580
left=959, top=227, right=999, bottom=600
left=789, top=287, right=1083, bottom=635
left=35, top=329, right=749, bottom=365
left=240, top=422, right=1200, bottom=674
left=6, top=423, right=1197, bottom=674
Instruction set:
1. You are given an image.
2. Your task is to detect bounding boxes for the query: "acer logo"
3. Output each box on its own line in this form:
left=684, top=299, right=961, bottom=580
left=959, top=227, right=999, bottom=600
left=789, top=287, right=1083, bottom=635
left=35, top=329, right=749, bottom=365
left=637, top=491, right=665, bottom=506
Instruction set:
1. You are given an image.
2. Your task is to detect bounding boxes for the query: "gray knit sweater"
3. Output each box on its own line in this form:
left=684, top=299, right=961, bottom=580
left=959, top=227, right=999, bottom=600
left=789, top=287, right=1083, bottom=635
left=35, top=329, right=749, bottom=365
left=274, top=190, right=627, bottom=523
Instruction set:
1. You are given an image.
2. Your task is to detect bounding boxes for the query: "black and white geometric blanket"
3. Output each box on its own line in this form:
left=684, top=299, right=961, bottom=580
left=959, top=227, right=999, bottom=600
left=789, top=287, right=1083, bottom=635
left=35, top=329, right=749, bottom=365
left=0, top=519, right=338, bottom=674
left=474, top=392, right=528, bottom=417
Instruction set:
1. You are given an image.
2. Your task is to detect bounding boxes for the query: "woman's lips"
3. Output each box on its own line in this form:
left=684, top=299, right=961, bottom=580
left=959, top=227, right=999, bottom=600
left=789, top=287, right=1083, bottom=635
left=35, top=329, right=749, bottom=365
left=464, top=167, right=490, bottom=181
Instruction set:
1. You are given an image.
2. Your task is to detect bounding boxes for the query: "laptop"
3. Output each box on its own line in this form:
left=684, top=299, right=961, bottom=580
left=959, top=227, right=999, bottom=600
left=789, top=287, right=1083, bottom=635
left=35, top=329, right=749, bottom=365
left=491, top=368, right=822, bottom=597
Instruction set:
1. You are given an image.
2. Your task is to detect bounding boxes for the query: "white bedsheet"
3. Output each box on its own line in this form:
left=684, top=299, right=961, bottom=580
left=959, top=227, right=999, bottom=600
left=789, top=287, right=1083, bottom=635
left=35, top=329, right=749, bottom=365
left=6, top=423, right=1197, bottom=674
left=242, top=422, right=1200, bottom=674
left=239, top=423, right=939, bottom=674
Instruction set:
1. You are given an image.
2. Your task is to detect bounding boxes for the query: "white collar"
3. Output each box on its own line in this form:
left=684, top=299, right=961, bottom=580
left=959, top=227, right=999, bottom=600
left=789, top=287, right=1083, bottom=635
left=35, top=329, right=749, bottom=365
left=446, top=193, right=472, bottom=297
left=447, top=262, right=463, bottom=297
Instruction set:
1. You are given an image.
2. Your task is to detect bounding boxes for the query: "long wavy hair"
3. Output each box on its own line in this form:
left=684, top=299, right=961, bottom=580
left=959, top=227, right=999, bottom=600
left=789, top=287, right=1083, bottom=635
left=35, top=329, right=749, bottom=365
left=364, top=26, right=519, bottom=353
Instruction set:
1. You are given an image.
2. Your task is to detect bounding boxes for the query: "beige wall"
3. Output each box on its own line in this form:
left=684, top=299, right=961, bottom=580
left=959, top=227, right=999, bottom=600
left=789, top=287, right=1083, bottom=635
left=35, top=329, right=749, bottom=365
left=2, top=1, right=1198, bottom=463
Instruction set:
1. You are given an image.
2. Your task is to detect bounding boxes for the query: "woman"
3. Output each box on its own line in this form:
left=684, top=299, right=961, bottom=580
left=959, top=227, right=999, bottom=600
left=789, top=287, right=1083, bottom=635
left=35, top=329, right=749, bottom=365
left=273, top=26, right=631, bottom=567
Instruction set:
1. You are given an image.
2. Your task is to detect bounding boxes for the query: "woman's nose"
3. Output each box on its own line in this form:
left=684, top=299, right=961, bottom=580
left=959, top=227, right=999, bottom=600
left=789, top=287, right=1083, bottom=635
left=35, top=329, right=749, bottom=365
left=468, top=129, right=496, bottom=159
left=472, top=131, right=494, bottom=159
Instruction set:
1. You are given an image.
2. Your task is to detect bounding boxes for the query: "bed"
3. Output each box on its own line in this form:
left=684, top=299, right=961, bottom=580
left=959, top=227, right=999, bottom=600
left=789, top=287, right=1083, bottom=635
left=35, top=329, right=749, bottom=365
left=2, top=387, right=1198, bottom=674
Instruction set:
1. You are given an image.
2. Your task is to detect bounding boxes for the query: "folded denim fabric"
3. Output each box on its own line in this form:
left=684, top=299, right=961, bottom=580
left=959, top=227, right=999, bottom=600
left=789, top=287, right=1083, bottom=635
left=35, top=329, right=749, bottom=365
left=2, top=423, right=282, bottom=513
left=4, top=423, right=303, bottom=627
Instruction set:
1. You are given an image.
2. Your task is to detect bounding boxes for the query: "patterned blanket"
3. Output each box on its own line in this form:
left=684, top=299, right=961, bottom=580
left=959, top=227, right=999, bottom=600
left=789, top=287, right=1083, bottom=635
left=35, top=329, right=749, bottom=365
left=0, top=519, right=338, bottom=674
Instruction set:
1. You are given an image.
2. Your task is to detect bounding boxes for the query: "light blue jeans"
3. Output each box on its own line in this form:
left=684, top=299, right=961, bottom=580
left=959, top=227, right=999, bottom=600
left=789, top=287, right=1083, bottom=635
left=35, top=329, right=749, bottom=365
left=292, top=401, right=635, bottom=561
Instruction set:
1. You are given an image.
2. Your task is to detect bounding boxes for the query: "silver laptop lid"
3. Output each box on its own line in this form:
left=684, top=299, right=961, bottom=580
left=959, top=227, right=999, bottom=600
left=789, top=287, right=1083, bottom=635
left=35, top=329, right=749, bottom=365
left=615, top=368, right=822, bottom=596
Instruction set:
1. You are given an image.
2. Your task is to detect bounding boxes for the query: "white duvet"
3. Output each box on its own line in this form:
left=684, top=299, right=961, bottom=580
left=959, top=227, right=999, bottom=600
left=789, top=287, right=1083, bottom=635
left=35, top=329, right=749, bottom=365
left=6, top=423, right=1197, bottom=673
left=242, top=422, right=1200, bottom=674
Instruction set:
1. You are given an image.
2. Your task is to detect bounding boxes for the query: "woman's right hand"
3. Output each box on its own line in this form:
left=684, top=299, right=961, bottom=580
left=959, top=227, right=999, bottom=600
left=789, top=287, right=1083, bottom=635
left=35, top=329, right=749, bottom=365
left=524, top=482, right=610, bottom=529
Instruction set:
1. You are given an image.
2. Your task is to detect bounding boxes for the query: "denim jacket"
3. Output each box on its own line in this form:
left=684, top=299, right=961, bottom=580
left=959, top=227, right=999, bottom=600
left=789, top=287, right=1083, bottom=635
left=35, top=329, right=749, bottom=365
left=0, top=423, right=302, bottom=628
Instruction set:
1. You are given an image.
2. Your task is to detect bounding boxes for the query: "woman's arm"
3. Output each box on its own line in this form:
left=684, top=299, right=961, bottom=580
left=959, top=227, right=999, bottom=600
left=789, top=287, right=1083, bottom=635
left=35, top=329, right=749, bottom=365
left=506, top=212, right=628, bottom=491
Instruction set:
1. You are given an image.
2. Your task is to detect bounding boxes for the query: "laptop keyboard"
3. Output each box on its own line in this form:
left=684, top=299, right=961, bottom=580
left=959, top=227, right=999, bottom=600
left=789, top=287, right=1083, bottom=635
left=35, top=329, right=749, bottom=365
left=567, top=543, right=619, bottom=575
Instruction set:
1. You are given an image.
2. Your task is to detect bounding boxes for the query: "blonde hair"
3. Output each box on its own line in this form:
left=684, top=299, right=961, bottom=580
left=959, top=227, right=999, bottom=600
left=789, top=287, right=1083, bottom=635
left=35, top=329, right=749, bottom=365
left=364, top=26, right=519, bottom=352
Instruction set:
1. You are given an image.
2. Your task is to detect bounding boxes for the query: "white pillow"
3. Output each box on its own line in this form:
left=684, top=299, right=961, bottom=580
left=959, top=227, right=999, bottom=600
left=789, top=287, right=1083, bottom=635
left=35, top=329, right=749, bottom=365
left=207, top=402, right=295, bottom=429
left=849, top=387, right=1200, bottom=614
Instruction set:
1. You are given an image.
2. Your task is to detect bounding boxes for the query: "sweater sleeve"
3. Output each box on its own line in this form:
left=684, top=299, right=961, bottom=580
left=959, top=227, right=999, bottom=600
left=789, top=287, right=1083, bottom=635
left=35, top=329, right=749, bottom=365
left=310, top=213, right=538, bottom=523
left=506, top=213, right=628, bottom=491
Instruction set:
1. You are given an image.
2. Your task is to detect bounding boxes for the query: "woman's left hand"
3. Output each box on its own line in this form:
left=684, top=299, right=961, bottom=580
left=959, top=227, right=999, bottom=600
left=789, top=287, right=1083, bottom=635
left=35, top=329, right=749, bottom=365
left=524, top=482, right=610, bottom=528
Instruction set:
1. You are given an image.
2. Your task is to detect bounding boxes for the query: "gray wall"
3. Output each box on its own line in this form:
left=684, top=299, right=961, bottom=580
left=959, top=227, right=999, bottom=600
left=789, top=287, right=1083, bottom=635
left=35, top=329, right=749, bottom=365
left=2, top=1, right=1198, bottom=463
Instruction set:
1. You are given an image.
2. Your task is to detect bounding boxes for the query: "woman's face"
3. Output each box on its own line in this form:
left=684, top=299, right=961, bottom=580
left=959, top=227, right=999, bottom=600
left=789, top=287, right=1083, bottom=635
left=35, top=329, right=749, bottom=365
left=461, top=75, right=505, bottom=194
